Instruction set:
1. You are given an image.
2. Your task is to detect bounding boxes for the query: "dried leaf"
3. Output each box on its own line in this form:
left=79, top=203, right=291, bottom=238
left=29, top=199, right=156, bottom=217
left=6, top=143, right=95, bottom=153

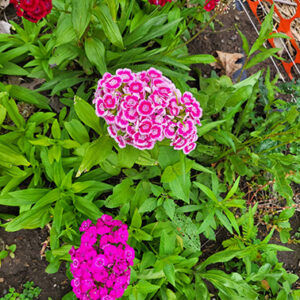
left=211, top=51, right=243, bottom=78
left=273, top=38, right=284, bottom=56
left=0, top=0, right=9, bottom=10
left=21, top=78, right=45, bottom=90
left=0, top=20, right=11, bottom=34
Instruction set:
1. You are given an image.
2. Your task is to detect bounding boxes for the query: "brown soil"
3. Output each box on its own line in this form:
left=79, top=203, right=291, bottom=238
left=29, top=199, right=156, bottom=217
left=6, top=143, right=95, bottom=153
left=0, top=227, right=71, bottom=299
left=188, top=3, right=292, bottom=82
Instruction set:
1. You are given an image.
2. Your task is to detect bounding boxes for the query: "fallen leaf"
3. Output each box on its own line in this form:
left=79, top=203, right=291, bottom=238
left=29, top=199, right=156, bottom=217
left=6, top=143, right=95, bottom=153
left=0, top=0, right=9, bottom=10
left=7, top=76, right=22, bottom=86
left=211, top=50, right=243, bottom=78
left=273, top=38, right=284, bottom=56
left=21, top=78, right=45, bottom=90
left=261, top=279, right=270, bottom=290
left=0, top=20, right=11, bottom=34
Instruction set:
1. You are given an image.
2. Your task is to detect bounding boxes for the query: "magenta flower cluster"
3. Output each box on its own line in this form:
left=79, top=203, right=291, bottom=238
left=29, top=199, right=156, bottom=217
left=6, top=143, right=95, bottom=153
left=93, top=68, right=202, bottom=154
left=69, top=215, right=134, bottom=300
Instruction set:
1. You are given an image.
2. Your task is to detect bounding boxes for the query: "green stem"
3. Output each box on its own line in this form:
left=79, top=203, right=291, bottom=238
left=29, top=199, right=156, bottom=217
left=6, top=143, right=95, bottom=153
left=236, top=55, right=250, bottom=82
left=212, top=129, right=298, bottom=163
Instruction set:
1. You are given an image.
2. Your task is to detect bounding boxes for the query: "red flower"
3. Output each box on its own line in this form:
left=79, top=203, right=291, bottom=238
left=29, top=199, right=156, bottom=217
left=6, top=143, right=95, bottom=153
left=148, top=0, right=172, bottom=6
left=10, top=0, right=52, bottom=23
left=20, top=0, right=38, bottom=12
left=204, top=0, right=220, bottom=11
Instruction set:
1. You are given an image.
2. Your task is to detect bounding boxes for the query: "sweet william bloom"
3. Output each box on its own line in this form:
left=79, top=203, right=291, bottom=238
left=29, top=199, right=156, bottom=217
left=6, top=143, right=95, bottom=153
left=93, top=68, right=203, bottom=154
left=148, top=0, right=172, bottom=6
left=204, top=0, right=220, bottom=11
left=69, top=215, right=134, bottom=300
left=10, top=0, right=52, bottom=23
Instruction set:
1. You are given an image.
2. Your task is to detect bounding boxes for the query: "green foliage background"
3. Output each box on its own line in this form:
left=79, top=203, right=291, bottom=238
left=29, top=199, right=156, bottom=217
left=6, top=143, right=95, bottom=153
left=0, top=0, right=299, bottom=299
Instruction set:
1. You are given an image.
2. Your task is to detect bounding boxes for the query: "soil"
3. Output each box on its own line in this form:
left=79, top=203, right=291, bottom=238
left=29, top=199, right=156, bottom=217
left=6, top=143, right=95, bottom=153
left=188, top=2, right=295, bottom=83
left=0, top=227, right=71, bottom=299
left=276, top=211, right=300, bottom=282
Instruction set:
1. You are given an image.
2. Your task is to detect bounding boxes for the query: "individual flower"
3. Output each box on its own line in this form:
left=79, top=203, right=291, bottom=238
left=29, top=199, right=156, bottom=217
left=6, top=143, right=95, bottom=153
left=69, top=215, right=134, bottom=300
left=93, top=68, right=203, bottom=154
left=204, top=0, right=220, bottom=11
left=10, top=0, right=52, bottom=23
left=148, top=0, right=172, bottom=6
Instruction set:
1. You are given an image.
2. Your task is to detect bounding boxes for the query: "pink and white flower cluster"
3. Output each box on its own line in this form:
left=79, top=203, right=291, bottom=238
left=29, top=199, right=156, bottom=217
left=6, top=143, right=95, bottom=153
left=93, top=68, right=202, bottom=154
left=69, top=215, right=134, bottom=300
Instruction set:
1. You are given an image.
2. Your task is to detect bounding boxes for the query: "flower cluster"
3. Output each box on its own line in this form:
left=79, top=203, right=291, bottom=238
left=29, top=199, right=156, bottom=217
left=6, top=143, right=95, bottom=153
left=10, top=0, right=52, bottom=23
left=148, top=0, right=172, bottom=6
left=93, top=68, right=202, bottom=154
left=204, top=0, right=220, bottom=11
left=69, top=215, right=134, bottom=300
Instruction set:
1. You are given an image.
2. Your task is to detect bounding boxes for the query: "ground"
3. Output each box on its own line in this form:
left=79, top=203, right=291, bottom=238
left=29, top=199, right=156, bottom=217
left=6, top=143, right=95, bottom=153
left=0, top=227, right=71, bottom=299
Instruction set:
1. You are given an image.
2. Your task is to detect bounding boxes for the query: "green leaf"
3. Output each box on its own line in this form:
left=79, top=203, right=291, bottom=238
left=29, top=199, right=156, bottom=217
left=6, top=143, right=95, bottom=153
left=158, top=146, right=180, bottom=169
left=0, top=189, right=49, bottom=206
left=279, top=207, right=295, bottom=220
left=73, top=196, right=102, bottom=220
left=216, top=210, right=233, bottom=234
left=198, top=249, right=245, bottom=271
left=49, top=43, right=80, bottom=66
left=33, top=189, right=61, bottom=209
left=195, top=276, right=210, bottom=300
left=163, top=198, right=176, bottom=220
left=197, top=120, right=226, bottom=137
left=55, top=14, right=77, bottom=47
left=245, top=48, right=281, bottom=70
left=6, top=85, right=50, bottom=110
left=74, top=96, right=103, bottom=135
left=105, top=0, right=118, bottom=21
left=135, top=280, right=160, bottom=295
left=62, top=291, right=77, bottom=300
left=192, top=162, right=213, bottom=174
left=162, top=158, right=191, bottom=203
left=51, top=119, right=61, bottom=140
left=176, top=54, right=216, bottom=65
left=194, top=182, right=218, bottom=204
left=117, top=146, right=140, bottom=169
left=163, top=264, right=176, bottom=286
left=138, top=198, right=157, bottom=213
left=93, top=5, right=124, bottom=49
left=0, top=95, right=25, bottom=128
left=5, top=206, right=50, bottom=231
left=77, top=136, right=113, bottom=176
left=105, top=178, right=134, bottom=208
left=131, top=208, right=142, bottom=229
left=85, top=38, right=107, bottom=75
left=64, top=119, right=89, bottom=144
left=224, top=177, right=240, bottom=201
left=0, top=62, right=28, bottom=76
left=0, top=103, right=6, bottom=125
left=279, top=230, right=290, bottom=243
left=72, top=181, right=112, bottom=194
left=159, top=231, right=175, bottom=256
left=249, top=5, right=274, bottom=55
left=0, top=142, right=30, bottom=167
left=272, top=163, right=293, bottom=204
left=235, top=26, right=249, bottom=55
left=71, top=0, right=92, bottom=39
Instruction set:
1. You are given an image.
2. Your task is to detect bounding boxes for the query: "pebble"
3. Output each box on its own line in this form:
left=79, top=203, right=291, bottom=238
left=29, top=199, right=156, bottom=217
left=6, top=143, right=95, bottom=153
left=235, top=16, right=240, bottom=21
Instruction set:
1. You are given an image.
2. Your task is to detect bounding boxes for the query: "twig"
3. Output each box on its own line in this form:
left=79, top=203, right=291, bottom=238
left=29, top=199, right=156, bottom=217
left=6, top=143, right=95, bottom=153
left=273, top=0, right=297, bottom=6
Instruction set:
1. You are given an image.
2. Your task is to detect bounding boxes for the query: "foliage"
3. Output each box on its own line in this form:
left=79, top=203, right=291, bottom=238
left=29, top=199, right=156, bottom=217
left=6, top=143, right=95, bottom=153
left=0, top=244, right=16, bottom=266
left=0, top=0, right=299, bottom=299
left=0, top=282, right=41, bottom=300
